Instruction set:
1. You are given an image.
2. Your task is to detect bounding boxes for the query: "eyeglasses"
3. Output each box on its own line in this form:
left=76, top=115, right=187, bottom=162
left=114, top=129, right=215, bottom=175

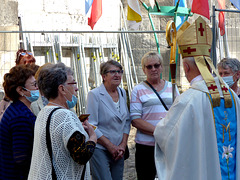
left=25, top=82, right=38, bottom=88
left=145, top=64, right=161, bottom=70
left=106, top=70, right=124, bottom=75
left=66, top=82, right=77, bottom=86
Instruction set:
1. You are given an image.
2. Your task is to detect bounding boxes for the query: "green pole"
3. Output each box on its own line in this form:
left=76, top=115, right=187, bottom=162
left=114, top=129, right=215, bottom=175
left=148, top=13, right=160, bottom=54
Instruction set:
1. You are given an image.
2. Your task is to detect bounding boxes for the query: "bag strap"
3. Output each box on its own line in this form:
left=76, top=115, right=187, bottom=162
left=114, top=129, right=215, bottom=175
left=46, top=107, right=61, bottom=180
left=81, top=164, right=86, bottom=180
left=145, top=80, right=169, bottom=111
left=119, top=87, right=123, bottom=97
left=46, top=107, right=86, bottom=180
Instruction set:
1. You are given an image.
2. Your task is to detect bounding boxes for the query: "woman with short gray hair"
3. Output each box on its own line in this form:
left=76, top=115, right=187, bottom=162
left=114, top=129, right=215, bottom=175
left=28, top=63, right=97, bottom=180
left=86, top=59, right=130, bottom=180
left=217, top=58, right=240, bottom=97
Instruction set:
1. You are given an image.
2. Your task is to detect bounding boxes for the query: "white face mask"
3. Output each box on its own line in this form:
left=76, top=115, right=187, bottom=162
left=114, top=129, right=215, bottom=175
left=222, top=76, right=235, bottom=87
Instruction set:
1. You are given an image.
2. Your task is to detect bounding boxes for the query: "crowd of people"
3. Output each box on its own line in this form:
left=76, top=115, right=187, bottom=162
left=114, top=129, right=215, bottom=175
left=0, top=16, right=240, bottom=180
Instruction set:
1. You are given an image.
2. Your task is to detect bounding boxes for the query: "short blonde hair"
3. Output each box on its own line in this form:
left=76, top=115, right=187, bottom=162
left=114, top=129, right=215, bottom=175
left=141, top=51, right=163, bottom=70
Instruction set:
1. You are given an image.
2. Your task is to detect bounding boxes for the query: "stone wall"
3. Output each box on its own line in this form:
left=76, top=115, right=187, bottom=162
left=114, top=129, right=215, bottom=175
left=1, top=0, right=240, bottom=93
left=122, top=0, right=186, bottom=91
left=0, top=0, right=121, bottom=90
left=0, top=0, right=19, bottom=90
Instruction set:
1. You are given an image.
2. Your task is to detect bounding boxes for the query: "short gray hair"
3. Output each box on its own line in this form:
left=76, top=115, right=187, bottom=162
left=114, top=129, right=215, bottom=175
left=141, top=51, right=163, bottom=70
left=37, top=62, right=74, bottom=100
left=217, top=58, right=240, bottom=73
left=100, top=59, right=122, bottom=75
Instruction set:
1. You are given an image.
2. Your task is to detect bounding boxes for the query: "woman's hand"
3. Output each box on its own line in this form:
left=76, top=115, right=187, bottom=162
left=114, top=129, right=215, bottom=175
left=97, top=135, right=125, bottom=160
left=115, top=134, right=128, bottom=161
left=82, top=120, right=97, bottom=143
left=107, top=144, right=124, bottom=160
left=115, top=148, right=125, bottom=161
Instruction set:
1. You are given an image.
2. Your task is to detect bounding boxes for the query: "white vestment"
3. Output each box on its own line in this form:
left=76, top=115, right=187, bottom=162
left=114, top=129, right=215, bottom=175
left=154, top=78, right=240, bottom=180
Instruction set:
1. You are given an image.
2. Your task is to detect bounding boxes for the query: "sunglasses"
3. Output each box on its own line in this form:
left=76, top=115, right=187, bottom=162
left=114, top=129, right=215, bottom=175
left=145, top=64, right=161, bottom=70
left=20, top=52, right=33, bottom=56
left=24, top=82, right=38, bottom=88
left=106, top=70, right=124, bottom=75
left=17, top=52, right=33, bottom=62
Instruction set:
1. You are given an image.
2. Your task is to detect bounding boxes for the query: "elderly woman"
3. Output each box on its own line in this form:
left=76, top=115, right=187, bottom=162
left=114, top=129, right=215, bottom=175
left=130, top=51, right=179, bottom=180
left=0, top=49, right=37, bottom=120
left=217, top=58, right=240, bottom=97
left=28, top=63, right=97, bottom=180
left=0, top=65, right=39, bottom=179
left=86, top=60, right=131, bottom=180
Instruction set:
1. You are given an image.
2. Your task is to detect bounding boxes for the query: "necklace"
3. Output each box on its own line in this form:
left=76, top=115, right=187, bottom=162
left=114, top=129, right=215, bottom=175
left=48, top=102, right=66, bottom=109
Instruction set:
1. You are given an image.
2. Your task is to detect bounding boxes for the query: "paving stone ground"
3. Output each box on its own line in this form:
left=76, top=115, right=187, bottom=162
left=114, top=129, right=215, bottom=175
left=123, top=126, right=137, bottom=180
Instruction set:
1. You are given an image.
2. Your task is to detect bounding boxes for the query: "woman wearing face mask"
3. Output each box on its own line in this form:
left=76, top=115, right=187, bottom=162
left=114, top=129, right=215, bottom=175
left=0, top=65, right=39, bottom=179
left=217, top=58, right=240, bottom=98
left=28, top=63, right=97, bottom=180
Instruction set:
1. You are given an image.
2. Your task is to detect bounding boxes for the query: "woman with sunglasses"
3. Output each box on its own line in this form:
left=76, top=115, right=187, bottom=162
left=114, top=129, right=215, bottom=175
left=86, top=60, right=131, bottom=180
left=130, top=51, right=179, bottom=180
left=0, top=65, right=39, bottom=179
left=16, top=49, right=36, bottom=65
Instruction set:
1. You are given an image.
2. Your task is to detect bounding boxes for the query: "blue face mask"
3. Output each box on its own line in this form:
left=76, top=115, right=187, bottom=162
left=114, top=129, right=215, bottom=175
left=23, top=88, right=40, bottom=102
left=64, top=87, right=78, bottom=109
left=66, top=95, right=78, bottom=109
left=222, top=76, right=235, bottom=87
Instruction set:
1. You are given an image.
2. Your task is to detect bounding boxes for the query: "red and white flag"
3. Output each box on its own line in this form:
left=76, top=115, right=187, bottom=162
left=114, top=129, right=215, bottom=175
left=88, top=0, right=102, bottom=30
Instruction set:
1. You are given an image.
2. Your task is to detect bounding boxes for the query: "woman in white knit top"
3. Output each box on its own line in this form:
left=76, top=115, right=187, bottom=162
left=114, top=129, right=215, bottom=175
left=28, top=63, right=97, bottom=180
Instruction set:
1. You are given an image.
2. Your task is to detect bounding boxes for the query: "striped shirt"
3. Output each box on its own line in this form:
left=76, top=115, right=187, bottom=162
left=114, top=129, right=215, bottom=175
left=130, top=81, right=179, bottom=146
left=0, top=100, right=36, bottom=180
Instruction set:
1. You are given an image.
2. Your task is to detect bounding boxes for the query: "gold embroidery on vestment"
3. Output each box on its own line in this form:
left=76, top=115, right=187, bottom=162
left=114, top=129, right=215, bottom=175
left=220, top=122, right=231, bottom=143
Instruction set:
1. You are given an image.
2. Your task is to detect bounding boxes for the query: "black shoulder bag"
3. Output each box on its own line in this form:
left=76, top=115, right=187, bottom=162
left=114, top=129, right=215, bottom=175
left=46, top=108, right=86, bottom=180
left=145, top=80, right=169, bottom=111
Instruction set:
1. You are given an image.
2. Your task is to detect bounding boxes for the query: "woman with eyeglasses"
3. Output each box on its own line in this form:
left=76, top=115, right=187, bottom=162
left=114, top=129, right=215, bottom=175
left=0, top=65, right=39, bottom=179
left=86, top=60, right=131, bottom=180
left=130, top=51, right=179, bottom=180
left=0, top=49, right=37, bottom=120
left=28, top=63, right=97, bottom=180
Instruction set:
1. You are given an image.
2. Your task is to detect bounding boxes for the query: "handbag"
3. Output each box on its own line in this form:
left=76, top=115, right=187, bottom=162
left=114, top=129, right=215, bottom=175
left=145, top=80, right=169, bottom=111
left=119, top=88, right=130, bottom=161
left=46, top=107, right=86, bottom=180
left=124, top=145, right=129, bottom=160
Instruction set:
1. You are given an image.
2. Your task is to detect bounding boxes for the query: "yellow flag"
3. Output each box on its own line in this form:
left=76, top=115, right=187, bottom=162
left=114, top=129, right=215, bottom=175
left=127, top=0, right=142, bottom=23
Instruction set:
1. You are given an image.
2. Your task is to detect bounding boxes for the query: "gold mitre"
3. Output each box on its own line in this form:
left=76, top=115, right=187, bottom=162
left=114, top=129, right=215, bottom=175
left=177, top=16, right=232, bottom=108
left=177, top=16, right=212, bottom=58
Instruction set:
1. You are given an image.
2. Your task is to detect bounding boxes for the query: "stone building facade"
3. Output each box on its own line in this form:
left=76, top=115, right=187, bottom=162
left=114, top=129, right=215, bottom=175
left=0, top=0, right=240, bottom=93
